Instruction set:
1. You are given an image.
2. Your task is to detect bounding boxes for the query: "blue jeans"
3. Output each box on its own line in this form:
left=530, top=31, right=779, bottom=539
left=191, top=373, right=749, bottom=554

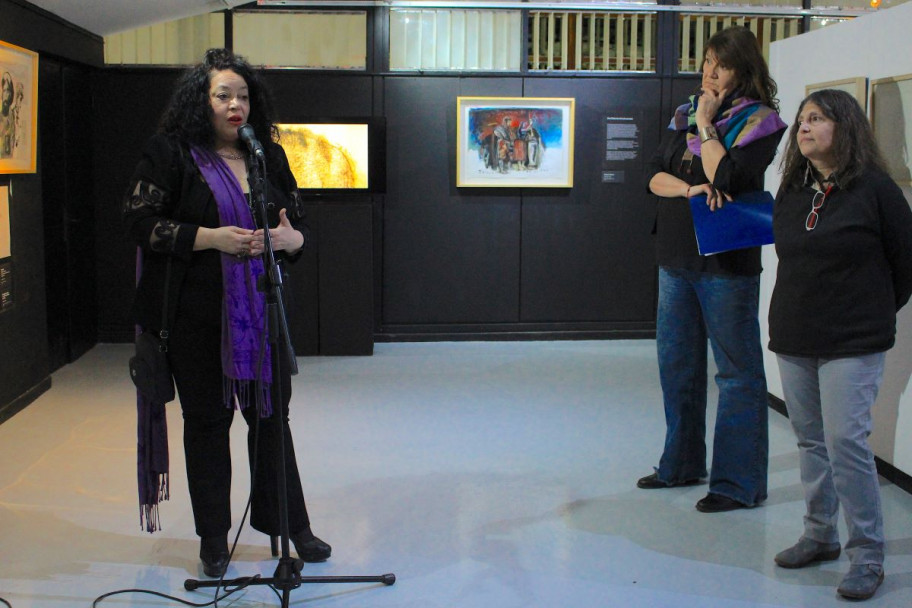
left=655, top=267, right=769, bottom=505
left=777, top=353, right=885, bottom=567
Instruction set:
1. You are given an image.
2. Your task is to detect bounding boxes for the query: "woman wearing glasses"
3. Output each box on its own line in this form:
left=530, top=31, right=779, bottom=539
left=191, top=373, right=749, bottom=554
left=769, top=89, right=912, bottom=601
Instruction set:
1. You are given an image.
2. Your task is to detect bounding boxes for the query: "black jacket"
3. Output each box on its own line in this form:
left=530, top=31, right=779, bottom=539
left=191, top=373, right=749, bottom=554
left=123, top=134, right=307, bottom=331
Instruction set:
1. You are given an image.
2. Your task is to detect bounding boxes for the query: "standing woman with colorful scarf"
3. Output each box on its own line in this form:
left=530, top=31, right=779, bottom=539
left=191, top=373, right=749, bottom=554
left=123, top=48, right=330, bottom=578
left=638, top=27, right=786, bottom=512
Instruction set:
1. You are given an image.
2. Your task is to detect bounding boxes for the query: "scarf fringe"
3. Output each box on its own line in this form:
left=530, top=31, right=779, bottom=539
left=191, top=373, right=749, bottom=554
left=139, top=473, right=169, bottom=533
left=224, top=376, right=273, bottom=418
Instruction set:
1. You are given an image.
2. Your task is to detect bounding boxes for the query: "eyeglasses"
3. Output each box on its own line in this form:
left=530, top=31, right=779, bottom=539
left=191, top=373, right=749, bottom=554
left=805, top=185, right=834, bottom=231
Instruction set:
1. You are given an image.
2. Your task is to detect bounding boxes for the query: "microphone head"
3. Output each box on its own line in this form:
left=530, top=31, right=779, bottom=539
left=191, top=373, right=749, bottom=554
left=237, top=123, right=256, bottom=143
left=237, top=123, right=265, bottom=158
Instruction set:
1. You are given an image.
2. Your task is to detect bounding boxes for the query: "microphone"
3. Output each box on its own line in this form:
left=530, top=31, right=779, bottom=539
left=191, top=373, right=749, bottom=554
left=237, top=123, right=265, bottom=159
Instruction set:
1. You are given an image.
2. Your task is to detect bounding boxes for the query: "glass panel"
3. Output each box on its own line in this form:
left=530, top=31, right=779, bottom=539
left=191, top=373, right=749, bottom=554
left=233, top=11, right=366, bottom=69
left=390, top=9, right=522, bottom=71
left=678, top=13, right=806, bottom=73
left=104, top=13, right=225, bottom=65
left=528, top=11, right=657, bottom=72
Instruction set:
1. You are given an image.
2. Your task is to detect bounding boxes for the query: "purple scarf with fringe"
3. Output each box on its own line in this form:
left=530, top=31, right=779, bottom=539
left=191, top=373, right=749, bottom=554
left=137, top=146, right=272, bottom=533
left=190, top=145, right=273, bottom=416
left=136, top=250, right=169, bottom=533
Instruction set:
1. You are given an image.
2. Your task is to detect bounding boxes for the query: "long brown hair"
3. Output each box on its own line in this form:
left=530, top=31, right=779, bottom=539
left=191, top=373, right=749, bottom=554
left=780, top=89, right=886, bottom=190
left=705, top=26, right=779, bottom=112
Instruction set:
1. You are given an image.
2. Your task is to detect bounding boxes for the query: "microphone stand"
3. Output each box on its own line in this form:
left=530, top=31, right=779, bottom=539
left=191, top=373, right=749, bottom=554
left=183, top=149, right=394, bottom=606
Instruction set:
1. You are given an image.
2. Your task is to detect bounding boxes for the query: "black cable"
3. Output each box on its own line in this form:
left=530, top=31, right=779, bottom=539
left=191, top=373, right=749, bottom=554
left=0, top=596, right=12, bottom=607
left=92, top=575, right=259, bottom=607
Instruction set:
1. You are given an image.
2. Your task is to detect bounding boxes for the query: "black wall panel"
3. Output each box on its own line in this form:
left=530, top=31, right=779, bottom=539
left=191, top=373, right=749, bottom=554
left=382, top=77, right=523, bottom=328
left=92, top=70, right=182, bottom=342
left=381, top=75, right=665, bottom=337
left=268, top=73, right=375, bottom=120
left=41, top=59, right=97, bottom=370
left=520, top=78, right=663, bottom=326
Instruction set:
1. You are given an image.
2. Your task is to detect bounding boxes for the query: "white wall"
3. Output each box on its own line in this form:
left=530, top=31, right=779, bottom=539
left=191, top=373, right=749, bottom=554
left=764, top=2, right=912, bottom=471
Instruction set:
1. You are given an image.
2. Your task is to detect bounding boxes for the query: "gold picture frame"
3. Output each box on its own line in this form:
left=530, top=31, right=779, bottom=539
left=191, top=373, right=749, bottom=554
left=871, top=73, right=912, bottom=187
left=804, top=77, right=867, bottom=111
left=456, top=96, right=575, bottom=188
left=0, top=39, right=38, bottom=174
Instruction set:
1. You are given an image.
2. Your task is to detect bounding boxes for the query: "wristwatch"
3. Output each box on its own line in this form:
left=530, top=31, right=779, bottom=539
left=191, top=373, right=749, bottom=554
left=700, top=125, right=718, bottom=143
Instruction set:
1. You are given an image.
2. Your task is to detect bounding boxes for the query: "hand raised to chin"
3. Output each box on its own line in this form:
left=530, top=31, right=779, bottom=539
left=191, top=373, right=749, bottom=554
left=697, top=87, right=727, bottom=125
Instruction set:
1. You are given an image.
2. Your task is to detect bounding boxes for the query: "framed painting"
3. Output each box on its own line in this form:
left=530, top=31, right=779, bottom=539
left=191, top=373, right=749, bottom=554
left=0, top=39, right=38, bottom=174
left=804, top=77, right=867, bottom=111
left=871, top=74, right=912, bottom=186
left=456, top=96, right=575, bottom=188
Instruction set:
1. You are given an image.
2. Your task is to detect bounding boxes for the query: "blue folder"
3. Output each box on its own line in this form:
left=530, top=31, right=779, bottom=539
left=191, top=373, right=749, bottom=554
left=689, top=190, right=775, bottom=255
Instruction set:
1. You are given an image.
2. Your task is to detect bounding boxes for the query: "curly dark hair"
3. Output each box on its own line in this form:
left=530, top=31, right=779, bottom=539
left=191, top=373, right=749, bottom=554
left=158, top=48, right=278, bottom=151
left=704, top=26, right=779, bottom=112
left=780, top=89, right=887, bottom=190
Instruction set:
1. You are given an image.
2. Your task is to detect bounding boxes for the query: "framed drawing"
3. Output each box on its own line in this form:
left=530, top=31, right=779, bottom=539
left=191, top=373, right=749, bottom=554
left=871, top=73, right=912, bottom=186
left=456, top=96, right=575, bottom=188
left=0, top=40, right=38, bottom=174
left=805, top=77, right=867, bottom=111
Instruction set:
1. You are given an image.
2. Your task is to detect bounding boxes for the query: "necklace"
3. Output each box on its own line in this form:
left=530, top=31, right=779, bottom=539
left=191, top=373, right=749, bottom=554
left=216, top=149, right=244, bottom=160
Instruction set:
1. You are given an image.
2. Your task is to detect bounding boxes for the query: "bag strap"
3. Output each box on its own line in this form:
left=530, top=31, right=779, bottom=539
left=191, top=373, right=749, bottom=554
left=159, top=257, right=172, bottom=351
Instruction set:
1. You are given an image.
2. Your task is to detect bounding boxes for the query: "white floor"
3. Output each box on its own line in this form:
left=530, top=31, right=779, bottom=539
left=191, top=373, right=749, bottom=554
left=1, top=341, right=911, bottom=607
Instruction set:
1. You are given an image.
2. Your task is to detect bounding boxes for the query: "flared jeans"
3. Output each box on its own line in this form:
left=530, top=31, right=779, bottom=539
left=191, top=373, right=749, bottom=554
left=655, top=267, right=769, bottom=506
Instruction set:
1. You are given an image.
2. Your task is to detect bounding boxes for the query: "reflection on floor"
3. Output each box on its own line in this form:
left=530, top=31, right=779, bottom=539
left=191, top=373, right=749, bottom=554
left=1, top=341, right=911, bottom=607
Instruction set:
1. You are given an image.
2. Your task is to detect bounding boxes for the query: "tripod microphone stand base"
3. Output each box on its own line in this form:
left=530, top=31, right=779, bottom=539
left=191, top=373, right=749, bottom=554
left=183, top=556, right=396, bottom=591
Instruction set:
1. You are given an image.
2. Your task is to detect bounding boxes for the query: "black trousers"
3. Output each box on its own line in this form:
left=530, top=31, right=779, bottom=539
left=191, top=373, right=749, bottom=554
left=169, top=314, right=311, bottom=539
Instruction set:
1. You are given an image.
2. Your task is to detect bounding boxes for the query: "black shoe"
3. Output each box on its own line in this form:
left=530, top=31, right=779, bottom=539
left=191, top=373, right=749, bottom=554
left=199, top=535, right=230, bottom=578
left=695, top=493, right=748, bottom=513
left=637, top=472, right=701, bottom=489
left=289, top=528, right=332, bottom=563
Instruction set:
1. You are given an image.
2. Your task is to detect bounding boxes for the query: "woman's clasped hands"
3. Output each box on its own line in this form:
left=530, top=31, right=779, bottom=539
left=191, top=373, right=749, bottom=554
left=689, top=182, right=732, bottom=211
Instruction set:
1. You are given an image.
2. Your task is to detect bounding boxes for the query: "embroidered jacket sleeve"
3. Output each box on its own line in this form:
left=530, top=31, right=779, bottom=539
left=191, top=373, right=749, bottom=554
left=123, top=134, right=199, bottom=261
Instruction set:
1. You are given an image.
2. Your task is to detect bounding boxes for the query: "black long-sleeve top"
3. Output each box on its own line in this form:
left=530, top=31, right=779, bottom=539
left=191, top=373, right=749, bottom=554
left=769, top=168, right=912, bottom=357
left=644, top=127, right=783, bottom=276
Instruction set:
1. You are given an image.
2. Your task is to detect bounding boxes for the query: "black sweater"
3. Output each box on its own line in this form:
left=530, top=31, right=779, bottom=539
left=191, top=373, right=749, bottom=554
left=768, top=168, right=912, bottom=357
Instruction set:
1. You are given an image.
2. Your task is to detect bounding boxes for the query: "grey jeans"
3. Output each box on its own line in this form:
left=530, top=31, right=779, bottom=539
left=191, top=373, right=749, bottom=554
left=777, top=352, right=886, bottom=567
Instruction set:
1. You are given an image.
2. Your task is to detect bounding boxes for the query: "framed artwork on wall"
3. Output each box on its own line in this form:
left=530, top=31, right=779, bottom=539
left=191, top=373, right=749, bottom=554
left=870, top=73, right=912, bottom=187
left=0, top=39, right=38, bottom=174
left=276, top=118, right=386, bottom=195
left=456, top=96, right=575, bottom=188
left=804, top=77, right=867, bottom=111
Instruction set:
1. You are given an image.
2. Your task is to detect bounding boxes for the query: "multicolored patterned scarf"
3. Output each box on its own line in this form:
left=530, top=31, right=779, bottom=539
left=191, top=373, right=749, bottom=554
left=669, top=94, right=787, bottom=157
left=190, top=146, right=273, bottom=417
